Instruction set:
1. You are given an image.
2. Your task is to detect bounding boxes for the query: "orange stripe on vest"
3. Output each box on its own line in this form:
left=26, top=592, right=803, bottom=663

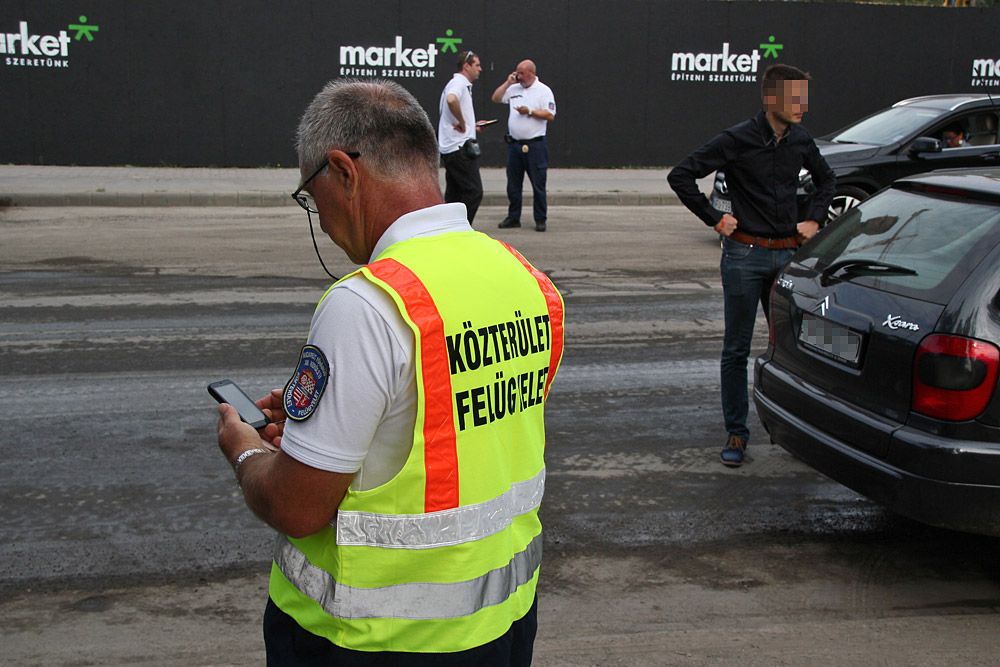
left=500, top=242, right=565, bottom=399
left=366, top=258, right=459, bottom=513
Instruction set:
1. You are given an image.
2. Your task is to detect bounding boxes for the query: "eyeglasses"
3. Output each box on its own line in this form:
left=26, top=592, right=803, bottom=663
left=290, top=151, right=360, bottom=281
left=464, top=51, right=476, bottom=64
left=290, top=151, right=361, bottom=214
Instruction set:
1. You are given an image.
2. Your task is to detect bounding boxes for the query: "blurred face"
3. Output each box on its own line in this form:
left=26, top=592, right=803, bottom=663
left=765, top=79, right=809, bottom=125
left=463, top=56, right=482, bottom=82
left=942, top=130, right=963, bottom=148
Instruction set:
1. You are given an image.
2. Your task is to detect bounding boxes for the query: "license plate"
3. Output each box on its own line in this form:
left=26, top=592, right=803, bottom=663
left=798, top=312, right=863, bottom=365
left=710, top=194, right=732, bottom=214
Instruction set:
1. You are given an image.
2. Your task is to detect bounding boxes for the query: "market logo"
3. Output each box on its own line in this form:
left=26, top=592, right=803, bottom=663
left=971, top=57, right=1000, bottom=88
left=1, top=16, right=99, bottom=69
left=670, top=35, right=783, bottom=84
left=339, top=29, right=463, bottom=79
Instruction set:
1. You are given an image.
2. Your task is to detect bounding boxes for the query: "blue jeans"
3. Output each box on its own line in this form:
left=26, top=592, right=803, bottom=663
left=506, top=139, right=548, bottom=223
left=720, top=237, right=794, bottom=441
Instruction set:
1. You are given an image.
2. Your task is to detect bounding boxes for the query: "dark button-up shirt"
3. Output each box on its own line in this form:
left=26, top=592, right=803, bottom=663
left=667, top=110, right=835, bottom=238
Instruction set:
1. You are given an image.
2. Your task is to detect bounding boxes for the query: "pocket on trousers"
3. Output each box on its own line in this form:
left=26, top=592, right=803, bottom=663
left=720, top=239, right=750, bottom=297
left=721, top=237, right=751, bottom=260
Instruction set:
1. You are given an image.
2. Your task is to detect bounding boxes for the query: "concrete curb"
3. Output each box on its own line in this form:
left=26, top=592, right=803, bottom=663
left=2, top=191, right=681, bottom=208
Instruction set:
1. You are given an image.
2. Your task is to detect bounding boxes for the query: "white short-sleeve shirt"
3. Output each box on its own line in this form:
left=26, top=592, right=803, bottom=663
left=502, top=79, right=556, bottom=141
left=438, top=73, right=476, bottom=154
left=280, top=203, right=472, bottom=490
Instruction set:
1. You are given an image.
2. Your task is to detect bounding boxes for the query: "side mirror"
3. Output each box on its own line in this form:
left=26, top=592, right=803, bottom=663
left=909, top=136, right=942, bottom=157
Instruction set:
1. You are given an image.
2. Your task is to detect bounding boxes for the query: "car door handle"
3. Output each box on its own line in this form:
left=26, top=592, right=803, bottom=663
left=981, top=151, right=1000, bottom=161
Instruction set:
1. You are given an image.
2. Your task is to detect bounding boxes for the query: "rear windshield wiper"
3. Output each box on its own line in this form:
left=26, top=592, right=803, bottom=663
left=821, top=258, right=918, bottom=279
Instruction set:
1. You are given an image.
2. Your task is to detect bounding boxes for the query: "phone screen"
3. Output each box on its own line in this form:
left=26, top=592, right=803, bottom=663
left=208, top=380, right=269, bottom=429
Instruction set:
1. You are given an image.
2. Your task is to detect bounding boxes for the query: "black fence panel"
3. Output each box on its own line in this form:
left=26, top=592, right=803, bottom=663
left=2, top=1, right=998, bottom=167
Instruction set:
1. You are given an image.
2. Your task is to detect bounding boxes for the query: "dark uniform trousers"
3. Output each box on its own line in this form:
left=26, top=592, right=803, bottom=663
left=264, top=595, right=538, bottom=666
left=441, top=149, right=484, bottom=224
left=506, top=138, right=548, bottom=224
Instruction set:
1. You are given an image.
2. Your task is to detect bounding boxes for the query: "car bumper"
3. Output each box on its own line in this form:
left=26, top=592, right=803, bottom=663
left=754, top=358, right=1000, bottom=536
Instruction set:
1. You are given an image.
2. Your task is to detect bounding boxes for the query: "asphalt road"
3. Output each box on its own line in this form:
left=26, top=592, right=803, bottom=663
left=2, top=204, right=999, bottom=665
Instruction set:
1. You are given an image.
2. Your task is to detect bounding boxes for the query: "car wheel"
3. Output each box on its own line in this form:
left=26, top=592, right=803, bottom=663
left=827, top=186, right=868, bottom=222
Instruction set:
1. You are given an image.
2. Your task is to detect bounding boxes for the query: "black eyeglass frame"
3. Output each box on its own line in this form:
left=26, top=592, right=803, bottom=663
left=290, top=151, right=361, bottom=281
left=290, top=151, right=361, bottom=214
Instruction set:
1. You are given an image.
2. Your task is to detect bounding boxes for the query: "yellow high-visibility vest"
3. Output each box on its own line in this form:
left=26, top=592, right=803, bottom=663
left=269, top=229, right=565, bottom=653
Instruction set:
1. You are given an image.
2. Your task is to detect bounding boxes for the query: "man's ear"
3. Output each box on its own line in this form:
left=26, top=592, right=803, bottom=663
left=326, top=149, right=359, bottom=198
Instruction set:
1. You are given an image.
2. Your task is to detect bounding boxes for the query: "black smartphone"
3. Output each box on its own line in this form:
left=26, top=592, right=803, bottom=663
left=208, top=379, right=269, bottom=429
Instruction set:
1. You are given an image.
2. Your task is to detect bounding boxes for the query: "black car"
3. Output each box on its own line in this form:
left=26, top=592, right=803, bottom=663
left=753, top=167, right=1000, bottom=535
left=711, top=94, right=1000, bottom=221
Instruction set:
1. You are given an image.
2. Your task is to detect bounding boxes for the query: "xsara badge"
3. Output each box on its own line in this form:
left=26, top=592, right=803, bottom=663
left=284, top=345, right=330, bottom=421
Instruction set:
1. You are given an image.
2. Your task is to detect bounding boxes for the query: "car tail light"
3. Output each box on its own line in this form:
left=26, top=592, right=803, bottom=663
left=912, top=334, right=999, bottom=421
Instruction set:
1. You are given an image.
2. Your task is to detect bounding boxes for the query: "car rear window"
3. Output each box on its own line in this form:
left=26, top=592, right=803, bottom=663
left=797, top=187, right=1000, bottom=304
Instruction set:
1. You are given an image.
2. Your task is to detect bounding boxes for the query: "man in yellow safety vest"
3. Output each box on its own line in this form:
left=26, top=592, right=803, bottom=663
left=215, top=78, right=564, bottom=665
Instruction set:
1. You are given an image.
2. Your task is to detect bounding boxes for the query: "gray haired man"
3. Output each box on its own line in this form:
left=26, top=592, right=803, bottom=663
left=215, top=79, right=563, bottom=665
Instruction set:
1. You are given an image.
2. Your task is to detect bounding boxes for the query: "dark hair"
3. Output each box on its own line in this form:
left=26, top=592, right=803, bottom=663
left=943, top=122, right=965, bottom=136
left=456, top=50, right=476, bottom=72
left=761, top=64, right=811, bottom=100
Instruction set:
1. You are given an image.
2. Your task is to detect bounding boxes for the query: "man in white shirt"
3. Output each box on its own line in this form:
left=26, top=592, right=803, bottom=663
left=438, top=50, right=486, bottom=223
left=216, top=78, right=563, bottom=665
left=492, top=60, right=556, bottom=232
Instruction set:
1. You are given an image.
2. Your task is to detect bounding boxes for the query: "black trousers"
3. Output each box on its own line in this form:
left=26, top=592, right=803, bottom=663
left=441, top=149, right=484, bottom=224
left=263, top=596, right=538, bottom=666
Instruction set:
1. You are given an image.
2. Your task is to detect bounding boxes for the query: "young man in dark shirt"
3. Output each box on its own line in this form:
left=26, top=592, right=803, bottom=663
left=668, top=64, right=835, bottom=468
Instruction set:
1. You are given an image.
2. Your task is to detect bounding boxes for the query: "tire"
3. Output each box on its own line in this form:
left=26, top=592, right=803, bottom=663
left=827, top=186, right=868, bottom=222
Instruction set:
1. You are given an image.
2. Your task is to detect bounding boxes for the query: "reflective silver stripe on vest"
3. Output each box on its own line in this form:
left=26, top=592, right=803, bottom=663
left=335, top=468, right=545, bottom=549
left=274, top=531, right=542, bottom=620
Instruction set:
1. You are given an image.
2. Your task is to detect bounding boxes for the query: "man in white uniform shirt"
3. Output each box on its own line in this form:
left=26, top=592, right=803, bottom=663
left=216, top=79, right=563, bottom=664
left=492, top=59, right=556, bottom=232
left=438, top=50, right=486, bottom=223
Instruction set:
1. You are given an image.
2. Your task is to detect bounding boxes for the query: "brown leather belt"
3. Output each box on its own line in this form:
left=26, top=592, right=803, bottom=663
left=729, top=230, right=799, bottom=249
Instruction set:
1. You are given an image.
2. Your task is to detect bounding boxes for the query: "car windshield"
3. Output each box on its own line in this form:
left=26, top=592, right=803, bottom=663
left=829, top=106, right=942, bottom=146
left=797, top=187, right=1000, bottom=304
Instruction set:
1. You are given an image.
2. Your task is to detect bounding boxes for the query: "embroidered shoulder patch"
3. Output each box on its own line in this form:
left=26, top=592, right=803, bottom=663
left=283, top=345, right=330, bottom=421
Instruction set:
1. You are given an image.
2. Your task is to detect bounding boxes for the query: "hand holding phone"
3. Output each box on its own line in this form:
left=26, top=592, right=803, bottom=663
left=208, top=379, right=269, bottom=429
left=476, top=119, right=498, bottom=127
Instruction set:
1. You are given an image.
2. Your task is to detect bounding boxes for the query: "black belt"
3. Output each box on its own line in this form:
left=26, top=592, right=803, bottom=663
left=513, top=136, right=545, bottom=144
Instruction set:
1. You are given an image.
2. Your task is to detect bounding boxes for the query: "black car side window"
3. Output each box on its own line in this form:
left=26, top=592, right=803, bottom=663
left=964, top=113, right=999, bottom=147
left=935, top=113, right=999, bottom=149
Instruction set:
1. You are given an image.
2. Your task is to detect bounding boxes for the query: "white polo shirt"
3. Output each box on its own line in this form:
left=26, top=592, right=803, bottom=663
left=280, top=203, right=472, bottom=490
left=438, top=73, right=476, bottom=154
left=502, top=79, right=556, bottom=141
